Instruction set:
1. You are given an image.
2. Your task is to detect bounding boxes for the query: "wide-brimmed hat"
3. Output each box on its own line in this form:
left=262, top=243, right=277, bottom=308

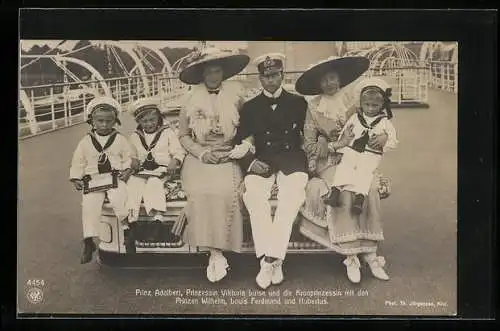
left=85, top=96, right=122, bottom=125
left=295, top=56, right=370, bottom=96
left=179, top=48, right=250, bottom=85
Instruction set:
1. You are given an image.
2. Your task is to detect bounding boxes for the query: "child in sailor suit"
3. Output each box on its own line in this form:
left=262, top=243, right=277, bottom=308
left=125, top=98, right=186, bottom=252
left=69, top=97, right=134, bottom=264
left=327, top=79, right=398, bottom=215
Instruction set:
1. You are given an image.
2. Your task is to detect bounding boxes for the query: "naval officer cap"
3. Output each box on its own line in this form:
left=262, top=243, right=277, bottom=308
left=253, top=53, right=286, bottom=76
left=129, top=97, right=162, bottom=120
left=85, top=96, right=122, bottom=124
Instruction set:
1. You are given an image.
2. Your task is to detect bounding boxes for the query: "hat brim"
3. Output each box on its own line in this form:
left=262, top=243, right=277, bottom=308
left=295, top=57, right=370, bottom=96
left=179, top=54, right=250, bottom=85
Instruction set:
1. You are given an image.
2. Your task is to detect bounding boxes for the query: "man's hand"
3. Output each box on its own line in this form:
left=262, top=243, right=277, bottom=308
left=201, top=151, right=219, bottom=164
left=249, top=160, right=271, bottom=175
left=71, top=179, right=83, bottom=191
left=119, top=168, right=134, bottom=182
left=368, top=132, right=388, bottom=150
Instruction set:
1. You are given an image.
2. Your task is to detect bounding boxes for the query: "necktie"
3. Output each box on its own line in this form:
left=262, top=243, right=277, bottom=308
left=208, top=90, right=220, bottom=95
left=267, top=96, right=279, bottom=106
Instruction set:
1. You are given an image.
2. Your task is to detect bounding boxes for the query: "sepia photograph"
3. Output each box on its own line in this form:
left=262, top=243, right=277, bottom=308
left=18, top=39, right=458, bottom=316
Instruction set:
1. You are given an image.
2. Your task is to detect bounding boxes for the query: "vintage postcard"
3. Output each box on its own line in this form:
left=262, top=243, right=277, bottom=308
left=18, top=39, right=458, bottom=316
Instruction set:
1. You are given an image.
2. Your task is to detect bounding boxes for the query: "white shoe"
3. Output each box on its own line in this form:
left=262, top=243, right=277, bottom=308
left=343, top=255, right=361, bottom=283
left=256, top=259, right=274, bottom=290
left=364, top=255, right=389, bottom=281
left=206, top=254, right=228, bottom=283
left=271, top=259, right=284, bottom=285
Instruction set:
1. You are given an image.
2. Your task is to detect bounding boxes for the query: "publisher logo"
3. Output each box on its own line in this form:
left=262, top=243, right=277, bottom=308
left=26, top=287, right=43, bottom=304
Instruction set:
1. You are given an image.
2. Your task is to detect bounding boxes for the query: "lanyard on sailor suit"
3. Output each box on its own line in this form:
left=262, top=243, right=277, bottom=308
left=135, top=126, right=167, bottom=170
left=88, top=130, right=119, bottom=174
left=351, top=113, right=386, bottom=153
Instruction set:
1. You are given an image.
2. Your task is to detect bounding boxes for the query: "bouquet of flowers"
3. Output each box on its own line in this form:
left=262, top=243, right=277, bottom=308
left=164, top=180, right=186, bottom=201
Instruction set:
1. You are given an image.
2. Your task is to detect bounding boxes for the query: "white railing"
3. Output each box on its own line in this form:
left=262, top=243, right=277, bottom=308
left=367, top=66, right=429, bottom=105
left=19, top=62, right=456, bottom=139
left=428, top=61, right=458, bottom=93
left=19, top=73, right=187, bottom=139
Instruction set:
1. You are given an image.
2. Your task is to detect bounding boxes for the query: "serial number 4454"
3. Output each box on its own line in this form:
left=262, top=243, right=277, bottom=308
left=26, top=279, right=45, bottom=287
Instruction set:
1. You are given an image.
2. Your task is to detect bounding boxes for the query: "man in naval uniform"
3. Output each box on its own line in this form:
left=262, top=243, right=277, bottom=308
left=230, top=53, right=309, bottom=289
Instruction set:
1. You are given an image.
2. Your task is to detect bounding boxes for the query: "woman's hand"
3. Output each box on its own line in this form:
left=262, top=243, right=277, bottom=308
left=338, top=123, right=355, bottom=147
left=201, top=151, right=219, bottom=164
left=368, top=132, right=388, bottom=150
left=316, top=135, right=329, bottom=159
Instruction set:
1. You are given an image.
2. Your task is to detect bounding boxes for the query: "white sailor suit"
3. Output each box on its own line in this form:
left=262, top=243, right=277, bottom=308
left=127, top=126, right=186, bottom=220
left=235, top=87, right=309, bottom=260
left=70, top=129, right=133, bottom=238
left=333, top=112, right=398, bottom=196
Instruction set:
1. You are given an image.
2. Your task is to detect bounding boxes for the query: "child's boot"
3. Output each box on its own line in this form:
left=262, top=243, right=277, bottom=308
left=80, top=237, right=97, bottom=264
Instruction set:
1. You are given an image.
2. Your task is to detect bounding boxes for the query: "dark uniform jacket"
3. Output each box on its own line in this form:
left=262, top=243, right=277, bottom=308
left=235, top=89, right=308, bottom=177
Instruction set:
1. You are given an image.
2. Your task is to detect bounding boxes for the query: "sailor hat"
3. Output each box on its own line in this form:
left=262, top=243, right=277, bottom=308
left=129, top=97, right=162, bottom=119
left=85, top=96, right=122, bottom=124
left=355, top=77, right=393, bottom=118
left=355, top=77, right=392, bottom=96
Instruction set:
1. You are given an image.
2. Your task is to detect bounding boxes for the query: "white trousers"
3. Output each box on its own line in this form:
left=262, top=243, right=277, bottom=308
left=81, top=180, right=128, bottom=239
left=333, top=149, right=382, bottom=196
left=127, top=175, right=166, bottom=222
left=243, top=171, right=309, bottom=260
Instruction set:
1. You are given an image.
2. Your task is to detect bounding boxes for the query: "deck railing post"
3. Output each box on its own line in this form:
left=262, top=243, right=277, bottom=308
left=50, top=87, right=56, bottom=130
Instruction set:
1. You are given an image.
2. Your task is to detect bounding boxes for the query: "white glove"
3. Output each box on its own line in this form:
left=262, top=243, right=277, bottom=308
left=229, top=141, right=253, bottom=159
